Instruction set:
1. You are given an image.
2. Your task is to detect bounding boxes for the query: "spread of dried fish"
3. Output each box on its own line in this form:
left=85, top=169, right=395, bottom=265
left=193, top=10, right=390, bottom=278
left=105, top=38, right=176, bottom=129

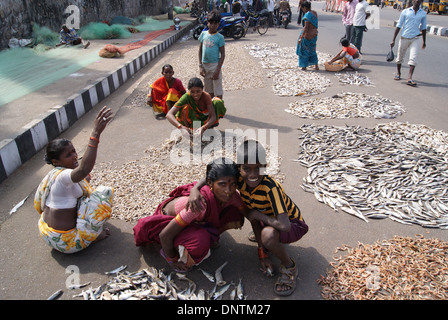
left=285, top=92, right=406, bottom=119
left=244, top=42, right=332, bottom=97
left=335, top=71, right=374, bottom=86
left=92, top=135, right=283, bottom=222
left=297, top=122, right=448, bottom=228
left=73, top=265, right=246, bottom=300
left=318, top=235, right=448, bottom=300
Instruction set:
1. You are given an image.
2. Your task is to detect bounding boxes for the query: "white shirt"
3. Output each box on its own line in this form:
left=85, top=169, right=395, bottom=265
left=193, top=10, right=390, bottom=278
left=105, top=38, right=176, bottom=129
left=353, top=1, right=370, bottom=27
left=267, top=0, right=274, bottom=11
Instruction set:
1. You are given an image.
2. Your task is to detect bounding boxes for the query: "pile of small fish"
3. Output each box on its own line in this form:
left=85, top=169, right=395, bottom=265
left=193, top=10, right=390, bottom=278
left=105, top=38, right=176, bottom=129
left=92, top=135, right=283, bottom=222
left=244, top=42, right=332, bottom=97
left=297, top=122, right=448, bottom=228
left=285, top=92, right=406, bottom=119
left=335, top=71, right=374, bottom=86
left=71, top=263, right=246, bottom=300
left=318, top=235, right=448, bottom=300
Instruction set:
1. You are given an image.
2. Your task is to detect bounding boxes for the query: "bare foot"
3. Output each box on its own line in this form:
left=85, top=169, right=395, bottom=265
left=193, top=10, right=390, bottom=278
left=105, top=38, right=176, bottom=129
left=93, top=227, right=110, bottom=243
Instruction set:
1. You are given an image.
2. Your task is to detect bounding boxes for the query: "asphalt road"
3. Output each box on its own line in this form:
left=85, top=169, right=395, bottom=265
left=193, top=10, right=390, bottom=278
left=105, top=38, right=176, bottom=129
left=0, top=2, right=447, bottom=303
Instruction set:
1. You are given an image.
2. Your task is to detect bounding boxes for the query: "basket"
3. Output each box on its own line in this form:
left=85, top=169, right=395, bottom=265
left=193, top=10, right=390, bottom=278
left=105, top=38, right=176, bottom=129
left=324, top=61, right=344, bottom=72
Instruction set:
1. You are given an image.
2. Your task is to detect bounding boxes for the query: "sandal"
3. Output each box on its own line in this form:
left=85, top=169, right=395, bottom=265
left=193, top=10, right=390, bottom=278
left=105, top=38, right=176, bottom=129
left=394, top=74, right=401, bottom=81
left=406, top=79, right=417, bottom=87
left=274, top=260, right=298, bottom=296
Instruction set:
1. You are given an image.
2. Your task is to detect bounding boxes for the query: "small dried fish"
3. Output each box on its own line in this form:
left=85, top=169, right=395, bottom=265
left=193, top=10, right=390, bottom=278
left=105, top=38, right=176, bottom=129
left=105, top=265, right=127, bottom=275
left=335, top=71, right=374, bottom=86
left=215, top=261, right=228, bottom=286
left=47, top=289, right=63, bottom=300
left=68, top=282, right=91, bottom=290
left=198, top=268, right=215, bottom=282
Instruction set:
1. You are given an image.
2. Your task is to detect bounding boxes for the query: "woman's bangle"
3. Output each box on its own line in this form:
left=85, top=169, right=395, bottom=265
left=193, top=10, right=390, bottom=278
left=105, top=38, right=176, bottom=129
left=258, top=247, right=269, bottom=260
left=177, top=123, right=182, bottom=129
left=88, top=144, right=97, bottom=148
left=90, top=136, right=100, bottom=143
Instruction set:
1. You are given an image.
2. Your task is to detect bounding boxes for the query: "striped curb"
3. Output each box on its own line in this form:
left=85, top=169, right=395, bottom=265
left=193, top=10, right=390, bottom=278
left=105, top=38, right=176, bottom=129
left=393, top=20, right=448, bottom=36
left=0, top=23, right=195, bottom=183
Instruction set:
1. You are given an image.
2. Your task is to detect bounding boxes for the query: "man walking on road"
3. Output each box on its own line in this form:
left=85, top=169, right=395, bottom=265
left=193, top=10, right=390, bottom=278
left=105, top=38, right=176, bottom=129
left=390, top=0, right=427, bottom=87
left=351, top=0, right=370, bottom=54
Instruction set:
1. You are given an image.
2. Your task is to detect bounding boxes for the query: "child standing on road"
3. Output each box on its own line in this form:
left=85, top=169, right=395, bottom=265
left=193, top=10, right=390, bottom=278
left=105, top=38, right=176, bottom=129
left=198, top=10, right=226, bottom=99
left=186, top=140, right=309, bottom=296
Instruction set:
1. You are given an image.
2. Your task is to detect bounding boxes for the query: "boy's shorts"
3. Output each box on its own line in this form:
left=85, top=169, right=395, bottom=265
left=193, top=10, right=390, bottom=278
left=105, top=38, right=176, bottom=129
left=279, top=218, right=309, bottom=244
left=202, top=62, right=223, bottom=97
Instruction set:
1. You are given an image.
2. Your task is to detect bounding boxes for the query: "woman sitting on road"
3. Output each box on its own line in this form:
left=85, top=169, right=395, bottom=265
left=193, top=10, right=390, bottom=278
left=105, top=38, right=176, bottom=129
left=133, top=158, right=246, bottom=272
left=328, top=38, right=362, bottom=70
left=147, top=64, right=186, bottom=115
left=166, top=77, right=226, bottom=137
left=34, top=107, right=114, bottom=254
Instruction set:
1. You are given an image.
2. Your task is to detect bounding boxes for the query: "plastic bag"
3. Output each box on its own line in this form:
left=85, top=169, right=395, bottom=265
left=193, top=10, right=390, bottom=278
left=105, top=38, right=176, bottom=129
left=386, top=48, right=395, bottom=62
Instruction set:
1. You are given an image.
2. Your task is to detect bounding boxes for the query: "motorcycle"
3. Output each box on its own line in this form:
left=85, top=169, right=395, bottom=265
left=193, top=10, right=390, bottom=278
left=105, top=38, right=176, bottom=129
left=280, top=10, right=290, bottom=29
left=192, top=13, right=246, bottom=40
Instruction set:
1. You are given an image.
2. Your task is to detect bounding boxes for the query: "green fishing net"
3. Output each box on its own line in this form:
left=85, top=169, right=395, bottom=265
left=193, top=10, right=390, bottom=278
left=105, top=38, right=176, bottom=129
left=0, top=45, right=99, bottom=107
left=79, top=22, right=132, bottom=40
left=32, top=24, right=60, bottom=47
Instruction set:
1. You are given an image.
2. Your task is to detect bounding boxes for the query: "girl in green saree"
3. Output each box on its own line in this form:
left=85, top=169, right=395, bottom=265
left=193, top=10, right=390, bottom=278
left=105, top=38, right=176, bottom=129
left=166, top=77, right=226, bottom=136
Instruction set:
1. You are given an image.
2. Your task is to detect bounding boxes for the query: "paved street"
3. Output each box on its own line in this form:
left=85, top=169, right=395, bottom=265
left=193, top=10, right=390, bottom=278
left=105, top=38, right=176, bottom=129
left=0, top=2, right=447, bottom=303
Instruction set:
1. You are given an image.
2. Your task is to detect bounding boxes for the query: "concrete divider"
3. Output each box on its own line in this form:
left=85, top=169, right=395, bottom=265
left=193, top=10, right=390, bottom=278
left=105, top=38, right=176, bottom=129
left=393, top=20, right=447, bottom=37
left=0, top=23, right=195, bottom=183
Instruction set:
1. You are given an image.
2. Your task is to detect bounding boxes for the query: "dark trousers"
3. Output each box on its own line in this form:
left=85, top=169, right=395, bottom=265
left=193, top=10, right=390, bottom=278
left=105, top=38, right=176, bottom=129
left=351, top=25, right=365, bottom=53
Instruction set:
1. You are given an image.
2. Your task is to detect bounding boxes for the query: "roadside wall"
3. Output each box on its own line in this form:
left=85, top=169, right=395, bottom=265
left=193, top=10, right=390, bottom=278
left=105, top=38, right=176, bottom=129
left=0, top=0, right=169, bottom=50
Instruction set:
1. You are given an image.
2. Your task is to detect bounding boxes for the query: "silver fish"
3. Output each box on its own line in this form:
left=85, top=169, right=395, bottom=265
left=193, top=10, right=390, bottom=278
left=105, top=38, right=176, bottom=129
left=47, top=289, right=63, bottom=300
left=68, top=282, right=91, bottom=290
left=105, top=265, right=127, bottom=275
left=212, top=282, right=232, bottom=300
left=236, top=278, right=245, bottom=300
left=214, top=261, right=228, bottom=286
left=198, top=268, right=215, bottom=282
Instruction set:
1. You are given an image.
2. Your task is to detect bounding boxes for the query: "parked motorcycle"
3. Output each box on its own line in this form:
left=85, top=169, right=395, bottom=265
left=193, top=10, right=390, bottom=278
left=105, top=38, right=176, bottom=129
left=280, top=10, right=290, bottom=29
left=193, top=13, right=245, bottom=40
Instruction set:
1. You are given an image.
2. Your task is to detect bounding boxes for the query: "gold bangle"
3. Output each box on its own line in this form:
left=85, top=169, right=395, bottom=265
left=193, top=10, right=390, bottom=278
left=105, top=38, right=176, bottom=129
left=177, top=124, right=182, bottom=129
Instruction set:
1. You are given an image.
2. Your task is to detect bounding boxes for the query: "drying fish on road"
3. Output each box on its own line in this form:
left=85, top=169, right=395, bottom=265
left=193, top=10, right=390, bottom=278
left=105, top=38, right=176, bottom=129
left=318, top=235, right=448, bottom=300
left=297, top=122, right=448, bottom=228
left=215, top=261, right=228, bottom=286
left=270, top=68, right=331, bottom=97
left=244, top=43, right=332, bottom=97
left=285, top=92, right=405, bottom=119
left=335, top=71, right=374, bottom=86
left=73, top=266, right=248, bottom=300
left=105, top=265, right=127, bottom=275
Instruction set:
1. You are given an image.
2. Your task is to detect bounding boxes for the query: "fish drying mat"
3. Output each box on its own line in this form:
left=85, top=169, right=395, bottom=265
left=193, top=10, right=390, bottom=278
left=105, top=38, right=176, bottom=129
left=297, top=122, right=448, bottom=229
left=318, top=235, right=448, bottom=300
left=91, top=136, right=283, bottom=222
left=285, top=92, right=406, bottom=120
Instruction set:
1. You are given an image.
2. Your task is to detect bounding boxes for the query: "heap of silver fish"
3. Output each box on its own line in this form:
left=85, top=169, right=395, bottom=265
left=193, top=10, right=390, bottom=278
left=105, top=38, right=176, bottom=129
left=72, top=264, right=246, bottom=300
left=297, top=122, right=448, bottom=228
left=285, top=92, right=406, bottom=119
left=335, top=71, right=374, bottom=86
left=244, top=42, right=332, bottom=97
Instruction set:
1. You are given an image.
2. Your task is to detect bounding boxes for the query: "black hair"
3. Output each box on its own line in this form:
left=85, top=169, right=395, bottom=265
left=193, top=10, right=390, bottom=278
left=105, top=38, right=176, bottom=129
left=301, top=1, right=311, bottom=9
left=188, top=77, right=204, bottom=89
left=162, top=64, right=173, bottom=72
left=44, top=138, right=71, bottom=165
left=340, top=38, right=350, bottom=47
left=207, top=10, right=222, bottom=23
left=236, top=140, right=267, bottom=165
left=206, top=157, right=239, bottom=183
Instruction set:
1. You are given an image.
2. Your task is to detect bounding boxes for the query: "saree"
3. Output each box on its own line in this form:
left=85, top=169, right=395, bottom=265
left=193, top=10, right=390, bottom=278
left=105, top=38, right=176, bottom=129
left=35, top=168, right=113, bottom=253
left=296, top=11, right=318, bottom=68
left=174, top=92, right=226, bottom=129
left=133, top=182, right=244, bottom=266
left=150, top=76, right=185, bottom=114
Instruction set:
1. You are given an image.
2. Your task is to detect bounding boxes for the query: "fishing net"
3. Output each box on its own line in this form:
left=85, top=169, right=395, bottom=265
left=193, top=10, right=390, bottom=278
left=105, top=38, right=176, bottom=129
left=0, top=46, right=99, bottom=107
left=31, top=24, right=60, bottom=47
left=79, top=22, right=132, bottom=40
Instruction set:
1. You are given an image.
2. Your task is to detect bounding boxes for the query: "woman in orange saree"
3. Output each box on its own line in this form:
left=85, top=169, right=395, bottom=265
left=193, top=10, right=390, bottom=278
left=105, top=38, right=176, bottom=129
left=147, top=64, right=186, bottom=114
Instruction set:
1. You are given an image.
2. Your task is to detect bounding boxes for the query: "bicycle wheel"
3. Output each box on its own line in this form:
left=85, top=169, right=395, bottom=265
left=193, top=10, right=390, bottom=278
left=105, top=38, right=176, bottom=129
left=257, top=17, right=269, bottom=35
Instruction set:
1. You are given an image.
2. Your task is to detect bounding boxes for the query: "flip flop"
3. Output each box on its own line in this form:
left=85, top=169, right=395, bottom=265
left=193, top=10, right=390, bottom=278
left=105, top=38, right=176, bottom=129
left=394, top=74, right=401, bottom=81
left=406, top=80, right=417, bottom=87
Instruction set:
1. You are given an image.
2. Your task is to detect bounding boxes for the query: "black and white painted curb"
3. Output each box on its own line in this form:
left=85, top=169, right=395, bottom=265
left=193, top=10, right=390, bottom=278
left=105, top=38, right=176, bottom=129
left=0, top=24, right=194, bottom=183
